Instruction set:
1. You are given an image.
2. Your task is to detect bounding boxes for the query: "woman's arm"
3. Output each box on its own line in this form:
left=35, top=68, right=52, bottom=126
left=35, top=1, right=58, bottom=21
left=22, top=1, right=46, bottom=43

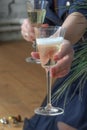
left=62, top=12, right=87, bottom=44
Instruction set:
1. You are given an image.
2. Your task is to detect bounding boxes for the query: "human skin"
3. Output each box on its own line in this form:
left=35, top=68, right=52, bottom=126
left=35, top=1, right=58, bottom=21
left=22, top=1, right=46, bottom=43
left=21, top=12, right=87, bottom=78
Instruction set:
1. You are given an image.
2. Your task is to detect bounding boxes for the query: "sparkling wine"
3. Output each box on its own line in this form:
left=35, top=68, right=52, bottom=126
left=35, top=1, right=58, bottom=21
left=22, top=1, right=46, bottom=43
left=27, top=9, right=46, bottom=25
left=36, top=37, right=64, bottom=67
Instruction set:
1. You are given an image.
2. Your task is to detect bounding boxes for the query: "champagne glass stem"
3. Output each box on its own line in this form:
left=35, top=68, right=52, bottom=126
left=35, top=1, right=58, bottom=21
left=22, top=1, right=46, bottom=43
left=32, top=40, right=40, bottom=64
left=46, top=67, right=52, bottom=109
left=32, top=41, right=37, bottom=52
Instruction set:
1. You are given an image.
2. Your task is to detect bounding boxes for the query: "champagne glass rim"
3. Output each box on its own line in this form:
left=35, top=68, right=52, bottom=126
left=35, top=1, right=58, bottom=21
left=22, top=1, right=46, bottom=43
left=26, top=0, right=48, bottom=10
left=35, top=26, right=66, bottom=39
left=35, top=26, right=63, bottom=30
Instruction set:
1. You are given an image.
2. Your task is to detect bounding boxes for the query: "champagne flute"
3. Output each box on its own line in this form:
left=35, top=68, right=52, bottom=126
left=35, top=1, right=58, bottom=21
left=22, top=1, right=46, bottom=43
left=34, top=26, right=65, bottom=116
left=25, top=0, right=47, bottom=63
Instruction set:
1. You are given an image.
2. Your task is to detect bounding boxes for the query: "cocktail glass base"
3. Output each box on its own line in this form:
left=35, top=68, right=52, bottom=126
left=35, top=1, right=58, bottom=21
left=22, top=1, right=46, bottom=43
left=34, top=106, right=64, bottom=116
left=25, top=57, right=40, bottom=64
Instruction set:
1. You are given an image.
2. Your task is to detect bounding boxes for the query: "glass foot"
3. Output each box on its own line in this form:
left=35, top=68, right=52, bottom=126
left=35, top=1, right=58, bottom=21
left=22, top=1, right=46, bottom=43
left=34, top=106, right=64, bottom=116
left=25, top=57, right=40, bottom=64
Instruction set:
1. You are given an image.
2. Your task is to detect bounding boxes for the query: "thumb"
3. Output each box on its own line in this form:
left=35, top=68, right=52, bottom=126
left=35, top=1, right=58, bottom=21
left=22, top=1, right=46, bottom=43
left=31, top=52, right=40, bottom=59
left=41, top=24, right=49, bottom=28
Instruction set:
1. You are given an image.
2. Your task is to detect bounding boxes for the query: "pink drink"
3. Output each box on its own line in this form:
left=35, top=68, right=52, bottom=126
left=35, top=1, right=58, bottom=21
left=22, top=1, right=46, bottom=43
left=36, top=37, right=63, bottom=67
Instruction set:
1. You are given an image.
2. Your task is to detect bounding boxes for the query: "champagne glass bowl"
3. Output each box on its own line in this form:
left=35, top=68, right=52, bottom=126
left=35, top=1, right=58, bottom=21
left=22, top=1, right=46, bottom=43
left=25, top=0, right=48, bottom=64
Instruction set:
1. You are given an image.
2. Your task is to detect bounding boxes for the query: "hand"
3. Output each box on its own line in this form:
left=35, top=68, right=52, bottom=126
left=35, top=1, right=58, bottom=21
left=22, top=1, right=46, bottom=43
left=31, top=39, right=74, bottom=78
left=21, top=18, right=35, bottom=42
left=21, top=19, right=49, bottom=42
left=51, top=39, right=74, bottom=78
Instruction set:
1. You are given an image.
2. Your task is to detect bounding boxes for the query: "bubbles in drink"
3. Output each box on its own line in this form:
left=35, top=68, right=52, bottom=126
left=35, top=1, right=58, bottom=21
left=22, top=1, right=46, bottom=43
left=36, top=37, right=64, bottom=67
left=27, top=9, right=46, bottom=24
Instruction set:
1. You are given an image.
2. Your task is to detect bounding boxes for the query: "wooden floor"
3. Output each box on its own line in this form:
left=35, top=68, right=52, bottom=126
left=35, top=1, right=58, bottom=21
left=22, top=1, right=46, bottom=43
left=0, top=40, right=46, bottom=130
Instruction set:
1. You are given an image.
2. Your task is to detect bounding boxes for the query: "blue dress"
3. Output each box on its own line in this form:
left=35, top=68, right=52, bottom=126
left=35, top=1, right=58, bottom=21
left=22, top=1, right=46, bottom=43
left=23, top=0, right=87, bottom=130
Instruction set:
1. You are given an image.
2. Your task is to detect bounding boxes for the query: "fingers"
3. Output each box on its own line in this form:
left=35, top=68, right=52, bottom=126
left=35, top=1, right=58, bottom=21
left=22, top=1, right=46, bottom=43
left=51, top=64, right=70, bottom=78
left=21, top=19, right=35, bottom=42
left=21, top=21, right=49, bottom=42
left=54, top=40, right=74, bottom=61
left=41, top=24, right=49, bottom=28
left=51, top=41, right=74, bottom=78
left=21, top=30, right=30, bottom=41
left=31, top=52, right=40, bottom=59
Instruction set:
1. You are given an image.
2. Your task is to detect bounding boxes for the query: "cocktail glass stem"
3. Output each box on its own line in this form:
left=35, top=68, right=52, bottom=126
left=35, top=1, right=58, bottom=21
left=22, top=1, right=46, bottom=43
left=25, top=41, right=40, bottom=64
left=32, top=41, right=37, bottom=52
left=46, top=67, right=52, bottom=109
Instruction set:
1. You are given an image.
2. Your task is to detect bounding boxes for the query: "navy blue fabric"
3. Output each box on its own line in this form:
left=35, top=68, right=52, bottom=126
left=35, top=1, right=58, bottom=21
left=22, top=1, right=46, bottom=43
left=23, top=74, right=87, bottom=130
left=44, top=0, right=87, bottom=25
left=23, top=0, right=87, bottom=130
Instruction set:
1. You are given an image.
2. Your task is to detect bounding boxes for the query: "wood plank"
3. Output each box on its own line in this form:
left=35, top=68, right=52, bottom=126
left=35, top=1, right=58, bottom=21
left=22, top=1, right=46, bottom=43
left=0, top=40, right=46, bottom=130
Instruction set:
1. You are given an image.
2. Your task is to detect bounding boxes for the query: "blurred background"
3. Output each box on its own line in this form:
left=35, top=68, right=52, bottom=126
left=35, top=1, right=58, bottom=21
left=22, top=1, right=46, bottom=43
left=0, top=2, right=46, bottom=129
left=0, top=0, right=27, bottom=41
